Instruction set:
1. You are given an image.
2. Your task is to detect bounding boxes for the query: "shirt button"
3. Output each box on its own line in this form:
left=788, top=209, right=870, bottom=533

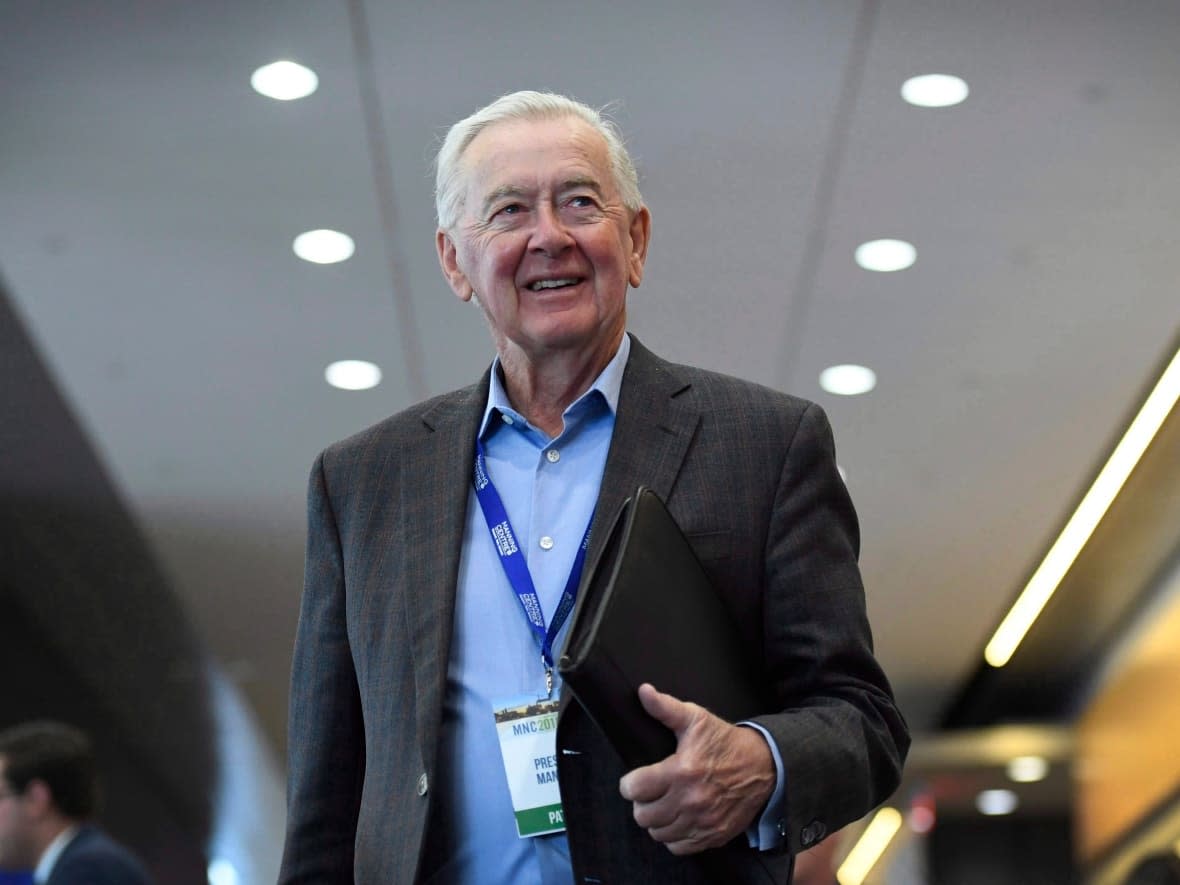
left=539, top=536, right=555, bottom=551
left=546, top=449, right=560, bottom=463
left=416, top=773, right=428, bottom=796
left=502, top=414, right=514, bottom=425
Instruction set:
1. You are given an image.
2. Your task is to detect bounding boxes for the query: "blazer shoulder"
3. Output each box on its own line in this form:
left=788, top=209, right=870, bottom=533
left=655, top=354, right=821, bottom=426
left=626, top=338, right=810, bottom=412
left=50, top=827, right=153, bottom=885
left=317, top=380, right=484, bottom=470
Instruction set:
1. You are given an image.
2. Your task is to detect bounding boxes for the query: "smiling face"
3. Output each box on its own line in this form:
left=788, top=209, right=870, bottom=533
left=437, top=115, right=650, bottom=369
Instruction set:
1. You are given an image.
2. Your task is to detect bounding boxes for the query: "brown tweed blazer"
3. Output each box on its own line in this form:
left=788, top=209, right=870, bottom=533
left=278, top=336, right=909, bottom=884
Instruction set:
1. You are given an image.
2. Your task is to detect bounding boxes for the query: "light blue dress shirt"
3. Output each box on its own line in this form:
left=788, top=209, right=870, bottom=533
left=422, top=335, right=784, bottom=885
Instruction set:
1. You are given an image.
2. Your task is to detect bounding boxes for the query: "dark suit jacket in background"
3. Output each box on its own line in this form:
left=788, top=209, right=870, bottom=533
left=279, top=337, right=909, bottom=884
left=47, top=825, right=154, bottom=885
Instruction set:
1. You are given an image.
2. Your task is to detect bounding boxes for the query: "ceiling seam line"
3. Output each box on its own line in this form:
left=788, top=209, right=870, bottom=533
left=346, top=0, right=428, bottom=401
left=778, top=0, right=879, bottom=393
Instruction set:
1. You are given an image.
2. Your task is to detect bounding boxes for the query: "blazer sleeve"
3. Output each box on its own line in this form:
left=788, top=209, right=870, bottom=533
left=752, top=402, right=910, bottom=854
left=278, top=452, right=365, bottom=883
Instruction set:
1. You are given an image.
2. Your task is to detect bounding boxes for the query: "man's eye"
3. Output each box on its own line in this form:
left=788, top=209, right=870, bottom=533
left=494, top=203, right=524, bottom=218
left=569, top=195, right=596, bottom=208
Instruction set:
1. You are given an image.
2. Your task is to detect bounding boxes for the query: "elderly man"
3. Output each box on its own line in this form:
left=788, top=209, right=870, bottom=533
left=0, top=721, right=154, bottom=885
left=279, top=90, right=908, bottom=884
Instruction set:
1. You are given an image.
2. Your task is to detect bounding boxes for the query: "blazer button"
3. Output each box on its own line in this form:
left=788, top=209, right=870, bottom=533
left=416, top=773, right=428, bottom=797
left=800, top=820, right=827, bottom=846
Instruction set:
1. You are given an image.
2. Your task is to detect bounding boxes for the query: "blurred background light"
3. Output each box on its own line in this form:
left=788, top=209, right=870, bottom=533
left=1007, top=755, right=1050, bottom=783
left=976, top=788, right=1020, bottom=816
left=820, top=364, right=877, bottom=396
left=293, top=229, right=355, bottom=265
left=250, top=60, right=318, bottom=101
left=325, top=360, right=382, bottom=391
left=837, top=806, right=904, bottom=885
left=207, top=860, right=240, bottom=885
left=855, top=238, right=917, bottom=272
left=902, top=73, right=969, bottom=108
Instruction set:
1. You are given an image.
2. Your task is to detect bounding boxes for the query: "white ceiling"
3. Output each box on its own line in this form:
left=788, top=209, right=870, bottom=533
left=3, top=0, right=1179, bottom=763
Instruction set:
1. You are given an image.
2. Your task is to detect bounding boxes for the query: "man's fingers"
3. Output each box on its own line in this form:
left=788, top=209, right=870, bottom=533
left=664, top=837, right=710, bottom=857
left=619, top=765, right=666, bottom=803
left=653, top=828, right=719, bottom=856
left=632, top=798, right=678, bottom=831
left=643, top=809, right=714, bottom=855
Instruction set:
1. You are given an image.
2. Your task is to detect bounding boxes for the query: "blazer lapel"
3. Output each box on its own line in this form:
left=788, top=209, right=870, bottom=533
left=587, top=336, right=700, bottom=569
left=557, top=337, right=700, bottom=716
left=399, top=375, right=489, bottom=764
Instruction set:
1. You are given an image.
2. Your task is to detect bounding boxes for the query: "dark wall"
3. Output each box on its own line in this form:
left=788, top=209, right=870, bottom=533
left=1, top=279, right=215, bottom=884
left=927, top=815, right=1077, bottom=885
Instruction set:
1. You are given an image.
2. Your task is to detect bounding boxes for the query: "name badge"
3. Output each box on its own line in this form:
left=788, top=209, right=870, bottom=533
left=492, top=696, right=566, bottom=837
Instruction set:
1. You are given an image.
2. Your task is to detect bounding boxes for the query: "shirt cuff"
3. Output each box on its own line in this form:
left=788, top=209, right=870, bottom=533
left=737, top=721, right=786, bottom=851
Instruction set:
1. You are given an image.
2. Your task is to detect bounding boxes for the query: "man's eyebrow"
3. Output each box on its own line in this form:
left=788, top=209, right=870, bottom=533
left=479, top=177, right=605, bottom=215
left=480, top=185, right=529, bottom=215
left=559, top=176, right=604, bottom=194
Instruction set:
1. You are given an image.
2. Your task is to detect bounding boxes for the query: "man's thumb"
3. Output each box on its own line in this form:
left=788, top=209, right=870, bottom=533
left=637, top=683, right=696, bottom=736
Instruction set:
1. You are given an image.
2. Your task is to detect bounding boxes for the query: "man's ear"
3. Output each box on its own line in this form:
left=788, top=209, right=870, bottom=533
left=436, top=229, right=474, bottom=302
left=627, top=206, right=652, bottom=289
left=24, top=779, right=54, bottom=819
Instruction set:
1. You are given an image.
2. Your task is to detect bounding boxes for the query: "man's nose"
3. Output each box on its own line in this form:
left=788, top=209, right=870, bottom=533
left=529, top=204, right=574, bottom=254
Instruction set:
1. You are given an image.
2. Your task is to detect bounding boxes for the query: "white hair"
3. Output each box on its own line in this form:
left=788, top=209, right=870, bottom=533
left=434, top=90, right=643, bottom=231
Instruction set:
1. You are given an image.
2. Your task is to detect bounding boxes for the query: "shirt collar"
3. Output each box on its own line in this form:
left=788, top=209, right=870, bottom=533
left=478, top=333, right=631, bottom=441
left=34, top=824, right=79, bottom=884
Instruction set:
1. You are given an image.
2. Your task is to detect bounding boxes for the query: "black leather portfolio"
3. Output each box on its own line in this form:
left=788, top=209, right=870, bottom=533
left=557, top=487, right=764, bottom=769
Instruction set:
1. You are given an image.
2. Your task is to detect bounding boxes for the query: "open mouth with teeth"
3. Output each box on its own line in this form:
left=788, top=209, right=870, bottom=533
left=527, top=277, right=582, bottom=292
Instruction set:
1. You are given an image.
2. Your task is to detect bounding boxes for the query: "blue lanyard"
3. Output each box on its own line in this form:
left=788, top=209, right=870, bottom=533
left=473, top=440, right=593, bottom=695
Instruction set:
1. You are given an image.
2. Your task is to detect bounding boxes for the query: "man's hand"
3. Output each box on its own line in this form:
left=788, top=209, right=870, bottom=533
left=617, top=683, right=776, bottom=855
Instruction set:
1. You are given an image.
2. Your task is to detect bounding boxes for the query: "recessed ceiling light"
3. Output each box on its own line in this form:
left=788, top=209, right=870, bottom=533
left=251, top=60, right=319, bottom=101
left=855, top=239, right=917, bottom=272
left=976, top=789, right=1019, bottom=816
left=901, top=74, right=969, bottom=108
left=820, top=364, right=877, bottom=396
left=1007, top=755, right=1049, bottom=783
left=293, top=229, right=355, bottom=265
left=325, top=360, right=382, bottom=391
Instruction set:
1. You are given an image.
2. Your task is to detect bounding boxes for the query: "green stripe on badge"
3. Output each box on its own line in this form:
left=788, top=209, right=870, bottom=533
left=515, top=803, right=565, bottom=836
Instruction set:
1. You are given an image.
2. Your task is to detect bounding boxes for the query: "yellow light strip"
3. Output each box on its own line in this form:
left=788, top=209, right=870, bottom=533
left=836, top=806, right=904, bottom=885
left=984, top=344, right=1180, bottom=668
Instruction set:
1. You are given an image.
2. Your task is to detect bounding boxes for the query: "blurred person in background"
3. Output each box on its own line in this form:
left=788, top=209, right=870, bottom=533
left=0, top=721, right=153, bottom=885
